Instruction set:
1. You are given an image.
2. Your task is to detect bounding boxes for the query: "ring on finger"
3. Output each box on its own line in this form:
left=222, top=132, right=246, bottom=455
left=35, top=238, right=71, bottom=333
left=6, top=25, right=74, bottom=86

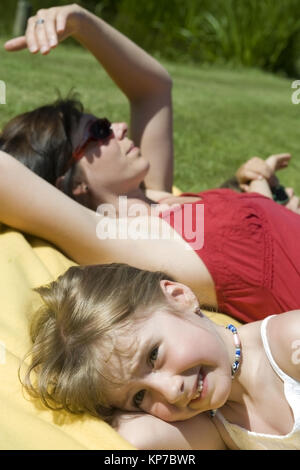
left=35, top=18, right=45, bottom=25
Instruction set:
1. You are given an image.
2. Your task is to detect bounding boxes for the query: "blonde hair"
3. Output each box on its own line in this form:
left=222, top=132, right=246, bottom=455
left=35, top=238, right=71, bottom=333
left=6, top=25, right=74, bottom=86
left=21, top=263, right=174, bottom=424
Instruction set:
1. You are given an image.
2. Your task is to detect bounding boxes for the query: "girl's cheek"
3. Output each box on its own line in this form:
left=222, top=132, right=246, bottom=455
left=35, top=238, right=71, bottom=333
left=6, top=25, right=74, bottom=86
left=149, top=401, right=187, bottom=422
left=148, top=400, right=169, bottom=419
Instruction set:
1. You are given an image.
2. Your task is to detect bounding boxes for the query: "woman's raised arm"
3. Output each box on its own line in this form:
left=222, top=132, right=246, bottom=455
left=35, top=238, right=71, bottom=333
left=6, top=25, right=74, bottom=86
left=4, top=4, right=174, bottom=192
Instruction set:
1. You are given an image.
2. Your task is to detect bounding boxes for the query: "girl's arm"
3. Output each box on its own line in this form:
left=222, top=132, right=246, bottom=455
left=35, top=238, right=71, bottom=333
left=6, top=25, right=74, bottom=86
left=4, top=4, right=173, bottom=192
left=115, top=412, right=227, bottom=450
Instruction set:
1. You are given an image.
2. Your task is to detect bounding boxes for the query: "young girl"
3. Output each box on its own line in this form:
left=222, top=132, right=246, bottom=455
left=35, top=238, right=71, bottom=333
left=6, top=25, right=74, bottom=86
left=21, top=263, right=300, bottom=450
left=2, top=3, right=300, bottom=324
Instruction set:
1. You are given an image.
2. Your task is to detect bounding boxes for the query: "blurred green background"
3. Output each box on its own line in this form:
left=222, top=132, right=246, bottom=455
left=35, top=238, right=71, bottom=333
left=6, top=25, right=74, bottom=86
left=1, top=0, right=300, bottom=193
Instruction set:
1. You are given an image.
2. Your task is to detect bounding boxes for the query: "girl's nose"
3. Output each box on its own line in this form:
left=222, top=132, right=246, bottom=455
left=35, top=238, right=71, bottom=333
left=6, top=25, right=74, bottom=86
left=151, top=373, right=185, bottom=405
left=111, top=122, right=128, bottom=140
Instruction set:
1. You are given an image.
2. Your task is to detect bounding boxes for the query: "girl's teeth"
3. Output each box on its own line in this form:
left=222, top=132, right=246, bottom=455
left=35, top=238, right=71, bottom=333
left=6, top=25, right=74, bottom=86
left=197, top=373, right=203, bottom=393
left=194, top=373, right=203, bottom=399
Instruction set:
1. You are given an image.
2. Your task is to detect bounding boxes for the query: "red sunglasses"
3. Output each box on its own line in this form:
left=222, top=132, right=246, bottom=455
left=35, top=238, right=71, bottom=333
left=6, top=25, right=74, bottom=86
left=65, top=118, right=113, bottom=170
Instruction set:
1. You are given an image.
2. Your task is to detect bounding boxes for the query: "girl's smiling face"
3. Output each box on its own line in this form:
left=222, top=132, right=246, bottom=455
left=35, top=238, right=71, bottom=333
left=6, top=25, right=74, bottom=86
left=107, top=281, right=233, bottom=422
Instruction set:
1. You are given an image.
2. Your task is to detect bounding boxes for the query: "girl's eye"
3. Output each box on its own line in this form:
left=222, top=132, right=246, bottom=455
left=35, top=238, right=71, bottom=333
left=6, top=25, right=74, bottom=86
left=133, top=390, right=145, bottom=408
left=132, top=348, right=159, bottom=408
left=149, top=347, right=158, bottom=366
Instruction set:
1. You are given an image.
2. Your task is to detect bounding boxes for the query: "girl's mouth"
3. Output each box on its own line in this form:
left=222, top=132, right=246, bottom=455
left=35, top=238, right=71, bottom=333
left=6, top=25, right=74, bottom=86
left=189, top=367, right=209, bottom=407
left=190, top=368, right=204, bottom=402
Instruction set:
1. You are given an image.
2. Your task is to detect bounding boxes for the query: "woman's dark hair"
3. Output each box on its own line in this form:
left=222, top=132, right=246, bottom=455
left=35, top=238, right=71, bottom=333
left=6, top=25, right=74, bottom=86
left=0, top=92, right=83, bottom=194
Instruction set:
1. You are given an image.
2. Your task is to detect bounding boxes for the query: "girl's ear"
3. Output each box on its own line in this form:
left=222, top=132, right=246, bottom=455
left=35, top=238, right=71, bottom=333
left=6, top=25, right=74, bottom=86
left=160, top=279, right=198, bottom=309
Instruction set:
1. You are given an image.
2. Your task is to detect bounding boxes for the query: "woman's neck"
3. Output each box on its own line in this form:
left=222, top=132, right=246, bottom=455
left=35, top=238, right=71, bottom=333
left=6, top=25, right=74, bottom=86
left=91, top=186, right=157, bottom=215
left=127, top=187, right=157, bottom=206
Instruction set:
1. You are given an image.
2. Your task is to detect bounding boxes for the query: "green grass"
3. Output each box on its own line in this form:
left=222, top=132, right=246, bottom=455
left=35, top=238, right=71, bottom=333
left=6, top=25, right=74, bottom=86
left=1, top=37, right=300, bottom=193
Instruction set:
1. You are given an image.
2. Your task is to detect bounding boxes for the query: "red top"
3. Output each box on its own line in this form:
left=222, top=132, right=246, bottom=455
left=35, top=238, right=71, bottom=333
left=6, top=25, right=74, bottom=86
left=159, top=188, right=300, bottom=323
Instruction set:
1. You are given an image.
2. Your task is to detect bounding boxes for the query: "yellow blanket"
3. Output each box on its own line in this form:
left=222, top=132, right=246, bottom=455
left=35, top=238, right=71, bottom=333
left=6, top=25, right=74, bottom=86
left=0, top=224, right=240, bottom=450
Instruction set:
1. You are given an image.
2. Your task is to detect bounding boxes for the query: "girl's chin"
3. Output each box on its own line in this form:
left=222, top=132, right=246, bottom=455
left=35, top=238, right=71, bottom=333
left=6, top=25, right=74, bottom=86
left=189, top=373, right=230, bottom=413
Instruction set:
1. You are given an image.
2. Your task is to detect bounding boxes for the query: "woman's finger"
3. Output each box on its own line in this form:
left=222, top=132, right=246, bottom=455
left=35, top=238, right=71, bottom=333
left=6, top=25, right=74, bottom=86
left=4, top=36, right=27, bottom=52
left=35, top=25, right=50, bottom=54
left=56, top=11, right=68, bottom=35
left=25, top=15, right=40, bottom=53
left=24, top=9, right=58, bottom=54
left=44, top=11, right=59, bottom=48
left=34, top=10, right=52, bottom=54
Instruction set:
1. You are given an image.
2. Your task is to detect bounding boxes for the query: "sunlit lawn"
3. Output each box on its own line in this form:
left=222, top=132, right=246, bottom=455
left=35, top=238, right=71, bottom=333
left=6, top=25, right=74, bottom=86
left=1, top=37, right=299, bottom=193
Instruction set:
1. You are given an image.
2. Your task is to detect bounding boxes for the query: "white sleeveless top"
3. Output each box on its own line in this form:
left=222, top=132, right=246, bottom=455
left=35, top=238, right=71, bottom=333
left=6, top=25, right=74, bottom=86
left=216, top=315, right=300, bottom=450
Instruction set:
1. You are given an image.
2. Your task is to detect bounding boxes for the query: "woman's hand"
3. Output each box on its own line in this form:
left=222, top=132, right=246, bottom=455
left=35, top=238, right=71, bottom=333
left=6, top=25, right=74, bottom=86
left=4, top=4, right=85, bottom=55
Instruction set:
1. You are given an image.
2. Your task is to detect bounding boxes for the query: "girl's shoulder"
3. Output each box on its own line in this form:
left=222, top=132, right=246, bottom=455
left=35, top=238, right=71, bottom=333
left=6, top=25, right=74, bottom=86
left=115, top=411, right=227, bottom=450
left=267, top=311, right=300, bottom=382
